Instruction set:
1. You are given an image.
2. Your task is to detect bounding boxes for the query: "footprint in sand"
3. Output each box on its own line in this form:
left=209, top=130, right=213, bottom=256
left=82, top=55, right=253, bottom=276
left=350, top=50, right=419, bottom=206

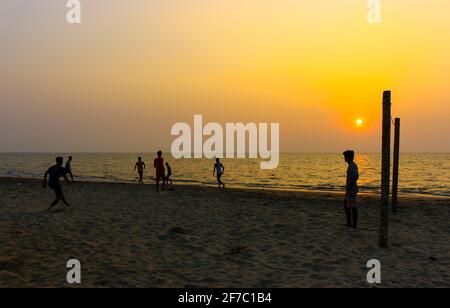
left=0, top=255, right=27, bottom=281
left=168, top=226, right=189, bottom=235
left=225, top=246, right=247, bottom=256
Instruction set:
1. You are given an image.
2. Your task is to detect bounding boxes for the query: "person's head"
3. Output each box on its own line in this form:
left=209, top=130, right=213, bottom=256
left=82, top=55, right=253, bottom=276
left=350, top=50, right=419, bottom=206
left=138, top=157, right=142, bottom=161
left=216, top=158, right=220, bottom=163
left=56, top=157, right=64, bottom=166
left=157, top=151, right=162, bottom=158
left=343, top=150, right=355, bottom=163
left=68, top=156, right=73, bottom=161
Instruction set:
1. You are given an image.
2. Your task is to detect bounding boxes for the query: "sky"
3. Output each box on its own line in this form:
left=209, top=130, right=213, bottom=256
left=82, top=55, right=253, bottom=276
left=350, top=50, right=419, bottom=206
left=0, top=0, right=449, bottom=153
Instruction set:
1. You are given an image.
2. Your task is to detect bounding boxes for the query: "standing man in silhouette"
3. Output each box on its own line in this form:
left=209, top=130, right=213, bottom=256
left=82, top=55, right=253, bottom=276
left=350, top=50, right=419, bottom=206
left=65, top=156, right=74, bottom=181
left=213, top=158, right=225, bottom=188
left=44, top=157, right=72, bottom=211
left=134, top=157, right=146, bottom=184
left=154, top=151, right=166, bottom=192
left=343, top=150, right=359, bottom=229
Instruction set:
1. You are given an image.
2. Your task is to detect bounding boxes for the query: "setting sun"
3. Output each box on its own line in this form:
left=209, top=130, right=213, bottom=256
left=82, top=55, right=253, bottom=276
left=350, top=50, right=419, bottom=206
left=356, top=119, right=364, bottom=127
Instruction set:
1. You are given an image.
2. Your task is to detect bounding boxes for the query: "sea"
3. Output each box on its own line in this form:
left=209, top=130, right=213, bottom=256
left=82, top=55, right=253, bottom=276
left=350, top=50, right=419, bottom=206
left=0, top=153, right=449, bottom=197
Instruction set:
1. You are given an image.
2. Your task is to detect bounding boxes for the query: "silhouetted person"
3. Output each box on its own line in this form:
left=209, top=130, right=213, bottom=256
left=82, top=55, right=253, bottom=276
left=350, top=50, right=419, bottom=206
left=343, top=150, right=359, bottom=228
left=65, top=156, right=74, bottom=181
left=134, top=157, right=146, bottom=184
left=213, top=158, right=225, bottom=188
left=154, top=151, right=165, bottom=192
left=44, top=157, right=72, bottom=211
left=165, top=162, right=173, bottom=185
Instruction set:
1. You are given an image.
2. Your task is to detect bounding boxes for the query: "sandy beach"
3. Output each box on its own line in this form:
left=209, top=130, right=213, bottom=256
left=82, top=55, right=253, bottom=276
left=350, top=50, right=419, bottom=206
left=0, top=177, right=449, bottom=288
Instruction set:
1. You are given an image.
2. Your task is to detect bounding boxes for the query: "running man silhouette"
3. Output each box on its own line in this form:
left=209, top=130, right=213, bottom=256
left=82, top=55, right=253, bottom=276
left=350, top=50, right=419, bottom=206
left=154, top=151, right=166, bottom=192
left=65, top=156, right=74, bottom=181
left=134, top=157, right=146, bottom=184
left=213, top=158, right=225, bottom=188
left=165, top=162, right=173, bottom=185
left=43, top=157, right=72, bottom=211
left=343, top=150, right=359, bottom=229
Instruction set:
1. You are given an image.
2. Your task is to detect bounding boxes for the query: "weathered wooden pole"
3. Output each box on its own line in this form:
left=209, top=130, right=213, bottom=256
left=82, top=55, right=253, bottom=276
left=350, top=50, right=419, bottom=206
left=392, top=118, right=401, bottom=214
left=380, top=90, right=391, bottom=248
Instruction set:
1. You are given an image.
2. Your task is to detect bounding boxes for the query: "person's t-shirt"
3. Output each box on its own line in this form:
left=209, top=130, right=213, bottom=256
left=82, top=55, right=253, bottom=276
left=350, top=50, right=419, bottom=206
left=346, top=162, right=359, bottom=193
left=65, top=160, right=72, bottom=172
left=47, top=165, right=66, bottom=186
left=136, top=161, right=145, bottom=172
left=215, top=162, right=223, bottom=175
left=154, top=158, right=165, bottom=174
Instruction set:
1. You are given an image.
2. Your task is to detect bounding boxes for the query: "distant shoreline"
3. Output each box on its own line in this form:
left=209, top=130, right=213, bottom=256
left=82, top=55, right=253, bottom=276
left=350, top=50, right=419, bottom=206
left=2, top=176, right=449, bottom=201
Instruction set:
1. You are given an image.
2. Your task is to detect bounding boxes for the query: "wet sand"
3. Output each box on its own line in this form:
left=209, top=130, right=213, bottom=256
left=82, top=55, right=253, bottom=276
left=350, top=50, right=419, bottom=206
left=0, top=177, right=449, bottom=288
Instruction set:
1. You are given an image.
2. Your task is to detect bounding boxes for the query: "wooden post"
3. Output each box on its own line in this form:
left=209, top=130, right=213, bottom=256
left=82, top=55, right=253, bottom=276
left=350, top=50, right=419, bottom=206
left=392, top=118, right=401, bottom=214
left=380, top=91, right=391, bottom=248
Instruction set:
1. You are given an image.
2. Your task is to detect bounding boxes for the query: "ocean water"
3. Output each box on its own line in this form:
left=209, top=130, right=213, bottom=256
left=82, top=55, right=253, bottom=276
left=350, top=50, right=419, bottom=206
left=0, top=153, right=449, bottom=197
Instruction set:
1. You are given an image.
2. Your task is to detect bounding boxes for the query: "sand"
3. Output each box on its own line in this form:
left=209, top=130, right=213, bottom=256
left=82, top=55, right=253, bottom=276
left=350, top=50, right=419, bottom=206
left=0, top=177, right=449, bottom=288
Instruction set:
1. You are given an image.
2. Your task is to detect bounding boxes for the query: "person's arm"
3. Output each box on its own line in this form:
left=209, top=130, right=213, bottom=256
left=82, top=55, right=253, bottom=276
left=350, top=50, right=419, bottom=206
left=143, top=162, right=146, bottom=169
left=349, top=167, right=358, bottom=188
left=213, top=165, right=215, bottom=175
left=221, top=163, right=225, bottom=173
left=43, top=169, right=49, bottom=188
left=350, top=174, right=359, bottom=188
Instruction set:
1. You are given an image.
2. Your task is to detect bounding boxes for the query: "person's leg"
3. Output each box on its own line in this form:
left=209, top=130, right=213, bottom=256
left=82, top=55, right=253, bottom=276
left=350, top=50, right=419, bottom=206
left=48, top=188, right=61, bottom=210
left=344, top=205, right=352, bottom=227
left=69, top=172, right=74, bottom=182
left=351, top=208, right=358, bottom=228
left=50, top=196, right=61, bottom=208
left=60, top=192, right=71, bottom=207
left=218, top=174, right=225, bottom=188
left=162, top=175, right=166, bottom=190
left=344, top=194, right=353, bottom=227
left=349, top=199, right=358, bottom=228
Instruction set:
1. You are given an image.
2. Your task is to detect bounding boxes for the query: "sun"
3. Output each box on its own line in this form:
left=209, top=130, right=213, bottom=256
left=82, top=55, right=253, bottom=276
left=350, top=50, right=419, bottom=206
left=356, top=118, right=364, bottom=126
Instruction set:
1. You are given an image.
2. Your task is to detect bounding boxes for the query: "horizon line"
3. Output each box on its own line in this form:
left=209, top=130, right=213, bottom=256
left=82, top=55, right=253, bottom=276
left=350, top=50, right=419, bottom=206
left=1, top=152, right=449, bottom=155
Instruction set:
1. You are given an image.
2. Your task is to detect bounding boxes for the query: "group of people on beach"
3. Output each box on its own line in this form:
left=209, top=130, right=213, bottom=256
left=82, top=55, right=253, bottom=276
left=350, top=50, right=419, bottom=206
left=134, top=151, right=174, bottom=191
left=43, top=153, right=227, bottom=208
left=134, top=152, right=226, bottom=190
left=42, top=151, right=359, bottom=229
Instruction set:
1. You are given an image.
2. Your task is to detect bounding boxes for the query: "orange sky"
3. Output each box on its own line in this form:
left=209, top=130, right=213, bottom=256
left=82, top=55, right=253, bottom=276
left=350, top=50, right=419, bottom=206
left=0, top=0, right=449, bottom=152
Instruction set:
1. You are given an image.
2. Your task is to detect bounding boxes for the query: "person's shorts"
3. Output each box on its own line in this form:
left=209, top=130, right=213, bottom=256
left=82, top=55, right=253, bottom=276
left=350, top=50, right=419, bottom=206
left=156, top=172, right=165, bottom=181
left=49, top=183, right=62, bottom=195
left=217, top=173, right=223, bottom=180
left=138, top=170, right=144, bottom=177
left=345, top=190, right=358, bottom=207
left=65, top=168, right=72, bottom=174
